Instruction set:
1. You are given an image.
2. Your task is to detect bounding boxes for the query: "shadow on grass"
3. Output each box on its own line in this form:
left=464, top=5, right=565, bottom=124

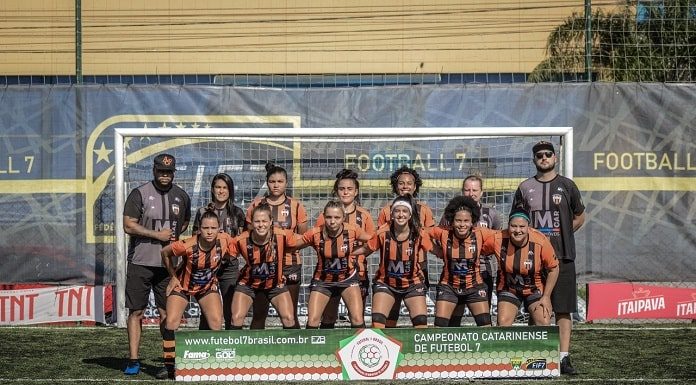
left=82, top=357, right=163, bottom=378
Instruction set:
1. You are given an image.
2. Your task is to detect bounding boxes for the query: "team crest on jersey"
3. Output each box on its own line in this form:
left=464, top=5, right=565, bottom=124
left=478, top=289, right=487, bottom=298
left=341, top=244, right=349, bottom=252
left=468, top=245, right=477, bottom=253
left=172, top=204, right=180, bottom=215
left=552, top=194, right=562, bottom=205
left=524, top=260, right=533, bottom=270
left=281, top=208, right=289, bottom=217
left=406, top=247, right=413, bottom=256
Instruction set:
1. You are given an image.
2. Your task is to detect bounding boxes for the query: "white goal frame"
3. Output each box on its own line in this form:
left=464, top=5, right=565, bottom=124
left=113, top=126, right=573, bottom=328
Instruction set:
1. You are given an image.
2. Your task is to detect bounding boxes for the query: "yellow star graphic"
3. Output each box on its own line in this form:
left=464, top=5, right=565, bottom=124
left=176, top=122, right=186, bottom=129
left=94, top=142, right=113, bottom=164
left=124, top=137, right=133, bottom=150
left=191, top=122, right=200, bottom=129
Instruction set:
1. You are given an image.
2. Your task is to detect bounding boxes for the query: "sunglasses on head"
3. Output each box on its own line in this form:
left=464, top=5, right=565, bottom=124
left=535, top=151, right=554, bottom=159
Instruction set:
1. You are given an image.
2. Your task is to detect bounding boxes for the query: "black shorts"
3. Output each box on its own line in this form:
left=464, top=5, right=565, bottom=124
left=309, top=272, right=360, bottom=297
left=436, top=283, right=488, bottom=305
left=360, top=278, right=370, bottom=300
left=497, top=289, right=543, bottom=312
left=217, top=260, right=240, bottom=298
left=169, top=286, right=218, bottom=302
left=125, top=263, right=170, bottom=311
left=283, top=264, right=302, bottom=285
left=372, top=282, right=427, bottom=302
left=551, top=259, right=577, bottom=314
left=236, top=283, right=288, bottom=301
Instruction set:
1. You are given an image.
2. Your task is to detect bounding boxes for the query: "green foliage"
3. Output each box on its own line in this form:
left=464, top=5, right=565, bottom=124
left=530, top=0, right=696, bottom=82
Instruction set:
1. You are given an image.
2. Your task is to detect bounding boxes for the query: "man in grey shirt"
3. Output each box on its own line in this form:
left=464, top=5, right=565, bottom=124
left=122, top=153, right=191, bottom=379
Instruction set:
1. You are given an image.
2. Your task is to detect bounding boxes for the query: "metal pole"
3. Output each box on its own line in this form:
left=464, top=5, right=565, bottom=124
left=584, top=0, right=592, bottom=82
left=75, top=0, right=83, bottom=84
left=115, top=131, right=126, bottom=328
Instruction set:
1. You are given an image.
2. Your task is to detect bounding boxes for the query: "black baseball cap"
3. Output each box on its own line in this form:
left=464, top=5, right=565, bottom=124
left=532, top=141, right=555, bottom=154
left=153, top=153, right=176, bottom=171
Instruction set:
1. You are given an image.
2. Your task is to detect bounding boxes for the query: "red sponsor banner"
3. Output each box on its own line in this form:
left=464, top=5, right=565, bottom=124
left=587, top=282, right=696, bottom=321
left=0, top=285, right=107, bottom=325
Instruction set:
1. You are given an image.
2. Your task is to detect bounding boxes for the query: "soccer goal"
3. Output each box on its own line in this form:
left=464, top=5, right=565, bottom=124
left=113, top=127, right=573, bottom=328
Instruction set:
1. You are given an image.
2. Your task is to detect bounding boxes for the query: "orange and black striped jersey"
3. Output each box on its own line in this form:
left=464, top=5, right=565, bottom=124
left=494, top=228, right=558, bottom=296
left=368, top=225, right=433, bottom=290
left=377, top=201, right=435, bottom=228
left=231, top=228, right=298, bottom=290
left=245, top=196, right=308, bottom=266
left=428, top=227, right=497, bottom=290
left=303, top=223, right=366, bottom=283
left=170, top=233, right=234, bottom=295
left=316, top=205, right=376, bottom=280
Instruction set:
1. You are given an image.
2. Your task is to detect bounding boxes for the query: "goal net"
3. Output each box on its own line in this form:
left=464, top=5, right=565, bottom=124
left=113, top=127, right=573, bottom=328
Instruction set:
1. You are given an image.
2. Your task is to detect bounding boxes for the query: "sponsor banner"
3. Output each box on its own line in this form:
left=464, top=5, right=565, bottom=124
left=587, top=282, right=696, bottom=320
left=0, top=285, right=106, bottom=325
left=175, top=326, right=559, bottom=381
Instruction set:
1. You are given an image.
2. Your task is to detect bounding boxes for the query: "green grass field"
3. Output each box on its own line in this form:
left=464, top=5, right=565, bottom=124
left=1, top=325, right=695, bottom=385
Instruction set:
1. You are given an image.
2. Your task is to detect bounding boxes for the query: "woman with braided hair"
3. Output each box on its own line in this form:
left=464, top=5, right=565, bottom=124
left=159, top=206, right=236, bottom=379
left=298, top=200, right=373, bottom=329
left=314, top=169, right=376, bottom=328
left=245, top=162, right=308, bottom=329
left=231, top=202, right=300, bottom=329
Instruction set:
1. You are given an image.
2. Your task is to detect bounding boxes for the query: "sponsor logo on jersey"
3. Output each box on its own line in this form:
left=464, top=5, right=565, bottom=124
left=172, top=204, right=180, bottom=215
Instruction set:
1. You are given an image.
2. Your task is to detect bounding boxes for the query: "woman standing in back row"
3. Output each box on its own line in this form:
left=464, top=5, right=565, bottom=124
left=315, top=169, right=376, bottom=328
left=192, top=173, right=245, bottom=330
left=377, top=165, right=435, bottom=327
left=245, top=162, right=308, bottom=329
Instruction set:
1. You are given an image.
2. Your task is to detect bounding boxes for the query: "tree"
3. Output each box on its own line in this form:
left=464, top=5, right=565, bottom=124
left=529, top=1, right=696, bottom=82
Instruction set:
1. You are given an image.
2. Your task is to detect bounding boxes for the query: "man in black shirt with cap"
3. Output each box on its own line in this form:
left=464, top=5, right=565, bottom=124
left=512, top=141, right=585, bottom=375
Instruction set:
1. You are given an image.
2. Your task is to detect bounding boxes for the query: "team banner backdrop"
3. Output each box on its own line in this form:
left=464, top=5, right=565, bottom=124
left=175, top=326, right=559, bottom=381
left=0, top=83, right=694, bottom=286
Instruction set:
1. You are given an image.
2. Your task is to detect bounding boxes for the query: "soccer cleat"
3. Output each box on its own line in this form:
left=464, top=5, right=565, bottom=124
left=155, top=366, right=175, bottom=380
left=560, top=356, right=577, bottom=375
left=123, top=360, right=140, bottom=375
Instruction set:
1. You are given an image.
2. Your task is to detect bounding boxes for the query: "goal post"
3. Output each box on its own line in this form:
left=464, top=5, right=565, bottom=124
left=113, top=126, right=573, bottom=328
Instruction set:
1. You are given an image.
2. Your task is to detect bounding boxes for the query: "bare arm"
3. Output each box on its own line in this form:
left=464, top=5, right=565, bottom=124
left=351, top=244, right=373, bottom=256
left=542, top=264, right=560, bottom=298
left=160, top=245, right=177, bottom=278
left=123, top=215, right=171, bottom=242
left=572, top=211, right=585, bottom=232
left=161, top=244, right=182, bottom=296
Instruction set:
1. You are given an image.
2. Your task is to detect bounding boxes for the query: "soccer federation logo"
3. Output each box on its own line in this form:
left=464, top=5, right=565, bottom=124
left=337, top=329, right=403, bottom=380
left=358, top=344, right=381, bottom=368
